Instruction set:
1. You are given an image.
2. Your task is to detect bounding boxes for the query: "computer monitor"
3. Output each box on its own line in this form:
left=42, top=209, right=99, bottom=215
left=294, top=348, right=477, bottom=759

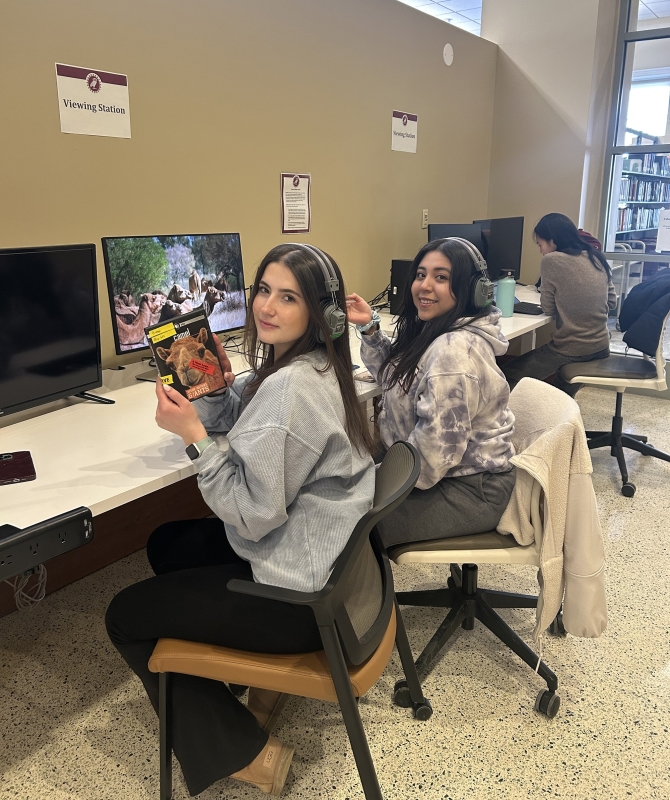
left=473, top=217, right=524, bottom=281
left=102, top=233, right=246, bottom=355
left=426, top=223, right=485, bottom=254
left=0, top=244, right=103, bottom=417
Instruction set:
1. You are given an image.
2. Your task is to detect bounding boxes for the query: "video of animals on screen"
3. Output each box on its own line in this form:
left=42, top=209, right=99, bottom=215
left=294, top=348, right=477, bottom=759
left=108, top=234, right=245, bottom=351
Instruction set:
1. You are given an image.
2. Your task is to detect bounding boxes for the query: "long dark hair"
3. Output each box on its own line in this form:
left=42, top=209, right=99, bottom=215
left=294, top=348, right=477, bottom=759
left=534, top=213, right=611, bottom=276
left=243, top=243, right=372, bottom=454
left=382, top=238, right=490, bottom=392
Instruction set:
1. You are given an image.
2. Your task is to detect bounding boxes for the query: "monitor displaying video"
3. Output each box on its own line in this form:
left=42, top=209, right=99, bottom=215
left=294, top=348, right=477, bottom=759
left=102, top=233, right=246, bottom=354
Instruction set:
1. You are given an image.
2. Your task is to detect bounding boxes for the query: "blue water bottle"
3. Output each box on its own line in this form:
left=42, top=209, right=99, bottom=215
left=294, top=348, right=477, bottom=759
left=496, top=271, right=516, bottom=318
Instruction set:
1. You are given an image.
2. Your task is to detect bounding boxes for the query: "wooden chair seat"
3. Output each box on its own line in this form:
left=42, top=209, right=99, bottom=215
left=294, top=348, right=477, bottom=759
left=149, top=607, right=397, bottom=703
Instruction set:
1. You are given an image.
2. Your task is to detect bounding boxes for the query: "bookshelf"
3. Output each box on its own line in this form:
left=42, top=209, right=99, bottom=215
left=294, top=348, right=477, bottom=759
left=616, top=154, right=670, bottom=238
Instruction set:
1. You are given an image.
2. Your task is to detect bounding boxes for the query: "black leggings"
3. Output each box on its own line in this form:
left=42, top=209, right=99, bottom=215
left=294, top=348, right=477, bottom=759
left=105, top=518, right=322, bottom=796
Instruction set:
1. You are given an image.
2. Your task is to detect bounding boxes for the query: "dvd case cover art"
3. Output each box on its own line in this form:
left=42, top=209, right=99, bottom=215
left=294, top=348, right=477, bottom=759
left=145, top=310, right=226, bottom=400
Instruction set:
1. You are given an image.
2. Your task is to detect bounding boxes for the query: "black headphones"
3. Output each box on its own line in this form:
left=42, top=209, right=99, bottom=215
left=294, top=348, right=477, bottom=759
left=287, top=243, right=347, bottom=342
left=440, top=237, right=495, bottom=309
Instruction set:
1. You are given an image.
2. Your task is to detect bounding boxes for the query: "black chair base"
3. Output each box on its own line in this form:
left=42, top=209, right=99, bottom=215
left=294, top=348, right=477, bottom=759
left=585, top=392, right=670, bottom=496
left=396, top=563, right=559, bottom=717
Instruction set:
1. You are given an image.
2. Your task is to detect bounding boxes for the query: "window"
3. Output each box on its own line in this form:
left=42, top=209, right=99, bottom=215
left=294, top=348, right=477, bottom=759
left=600, top=1, right=670, bottom=355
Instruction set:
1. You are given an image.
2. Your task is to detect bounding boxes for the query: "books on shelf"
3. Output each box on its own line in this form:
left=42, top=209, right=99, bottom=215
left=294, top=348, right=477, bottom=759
left=617, top=205, right=661, bottom=233
left=623, top=153, right=670, bottom=177
left=619, top=175, right=670, bottom=203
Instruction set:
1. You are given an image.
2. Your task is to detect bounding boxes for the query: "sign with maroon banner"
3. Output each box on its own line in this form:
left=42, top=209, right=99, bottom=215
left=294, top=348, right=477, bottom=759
left=55, top=63, right=131, bottom=138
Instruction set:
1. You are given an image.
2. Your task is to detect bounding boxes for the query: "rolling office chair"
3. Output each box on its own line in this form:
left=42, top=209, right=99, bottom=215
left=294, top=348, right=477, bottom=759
left=388, top=379, right=606, bottom=721
left=148, top=442, right=432, bottom=800
left=559, top=309, right=670, bottom=497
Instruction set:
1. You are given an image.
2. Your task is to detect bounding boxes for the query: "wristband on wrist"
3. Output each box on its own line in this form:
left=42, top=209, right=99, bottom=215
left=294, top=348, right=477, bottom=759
left=185, top=435, right=215, bottom=461
left=356, top=311, right=381, bottom=333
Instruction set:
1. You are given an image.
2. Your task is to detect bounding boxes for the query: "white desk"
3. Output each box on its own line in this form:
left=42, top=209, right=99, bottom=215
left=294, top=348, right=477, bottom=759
left=1, top=289, right=550, bottom=531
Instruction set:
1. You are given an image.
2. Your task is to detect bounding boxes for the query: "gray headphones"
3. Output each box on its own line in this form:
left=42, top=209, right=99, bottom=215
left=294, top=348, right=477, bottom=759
left=287, top=243, right=347, bottom=342
left=441, top=237, right=495, bottom=309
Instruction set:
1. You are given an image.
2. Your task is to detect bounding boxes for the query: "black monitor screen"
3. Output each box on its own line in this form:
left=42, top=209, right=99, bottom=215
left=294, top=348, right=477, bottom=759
left=0, top=244, right=102, bottom=417
left=102, top=233, right=246, bottom=354
left=427, top=223, right=485, bottom=255
left=473, top=217, right=524, bottom=281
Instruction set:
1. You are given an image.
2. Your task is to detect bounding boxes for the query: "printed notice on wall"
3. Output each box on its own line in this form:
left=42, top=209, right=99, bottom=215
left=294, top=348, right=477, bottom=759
left=391, top=110, right=417, bottom=153
left=281, top=173, right=311, bottom=234
left=56, top=63, right=131, bottom=138
left=656, top=207, right=670, bottom=252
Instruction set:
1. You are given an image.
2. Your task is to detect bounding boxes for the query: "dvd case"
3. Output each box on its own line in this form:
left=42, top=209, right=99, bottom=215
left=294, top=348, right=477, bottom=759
left=145, top=310, right=226, bottom=400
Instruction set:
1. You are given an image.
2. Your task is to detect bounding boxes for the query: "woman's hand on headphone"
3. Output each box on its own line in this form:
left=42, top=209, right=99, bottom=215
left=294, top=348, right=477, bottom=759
left=345, top=294, right=373, bottom=327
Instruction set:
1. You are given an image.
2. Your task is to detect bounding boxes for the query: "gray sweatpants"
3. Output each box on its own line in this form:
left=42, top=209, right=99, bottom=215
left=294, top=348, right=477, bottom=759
left=378, top=467, right=517, bottom=548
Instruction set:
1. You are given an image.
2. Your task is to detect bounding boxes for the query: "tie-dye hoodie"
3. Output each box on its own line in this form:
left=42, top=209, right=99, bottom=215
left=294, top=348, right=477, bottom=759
left=360, top=309, right=515, bottom=490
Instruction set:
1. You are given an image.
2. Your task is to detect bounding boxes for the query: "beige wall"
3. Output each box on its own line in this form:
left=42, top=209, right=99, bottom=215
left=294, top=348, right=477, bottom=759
left=0, top=0, right=497, bottom=367
left=482, top=0, right=604, bottom=283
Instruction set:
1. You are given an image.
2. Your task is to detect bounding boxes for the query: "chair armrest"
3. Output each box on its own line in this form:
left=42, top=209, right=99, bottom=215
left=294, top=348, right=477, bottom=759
left=227, top=578, right=320, bottom=605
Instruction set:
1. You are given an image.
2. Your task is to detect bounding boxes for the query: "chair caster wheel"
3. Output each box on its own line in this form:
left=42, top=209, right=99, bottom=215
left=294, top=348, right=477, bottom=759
left=548, top=611, right=566, bottom=637
left=413, top=699, right=433, bottom=721
left=393, top=680, right=412, bottom=708
left=229, top=683, right=248, bottom=697
left=535, top=689, right=560, bottom=718
left=621, top=482, right=636, bottom=497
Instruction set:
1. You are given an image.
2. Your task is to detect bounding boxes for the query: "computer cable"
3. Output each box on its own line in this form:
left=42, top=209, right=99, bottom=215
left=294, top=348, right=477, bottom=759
left=4, top=564, right=47, bottom=611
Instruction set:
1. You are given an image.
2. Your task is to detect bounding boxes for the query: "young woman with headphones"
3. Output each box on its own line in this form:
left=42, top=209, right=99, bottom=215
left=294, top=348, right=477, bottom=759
left=106, top=243, right=374, bottom=797
left=346, top=237, right=516, bottom=548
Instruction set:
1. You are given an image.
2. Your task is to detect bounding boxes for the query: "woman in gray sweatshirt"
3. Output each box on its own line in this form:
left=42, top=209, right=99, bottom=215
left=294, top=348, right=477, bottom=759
left=106, top=244, right=374, bottom=797
left=347, top=237, right=516, bottom=548
left=501, top=213, right=617, bottom=395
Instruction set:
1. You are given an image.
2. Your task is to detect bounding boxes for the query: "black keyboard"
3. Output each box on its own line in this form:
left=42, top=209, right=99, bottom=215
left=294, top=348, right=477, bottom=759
left=514, top=301, right=544, bottom=315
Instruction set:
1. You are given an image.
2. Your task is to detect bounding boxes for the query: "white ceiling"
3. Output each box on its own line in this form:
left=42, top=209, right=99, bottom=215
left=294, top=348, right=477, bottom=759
left=638, top=1, right=670, bottom=21
left=396, top=0, right=482, bottom=36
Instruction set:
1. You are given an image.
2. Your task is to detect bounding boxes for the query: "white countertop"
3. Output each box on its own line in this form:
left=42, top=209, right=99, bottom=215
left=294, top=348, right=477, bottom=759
left=1, top=286, right=550, bottom=530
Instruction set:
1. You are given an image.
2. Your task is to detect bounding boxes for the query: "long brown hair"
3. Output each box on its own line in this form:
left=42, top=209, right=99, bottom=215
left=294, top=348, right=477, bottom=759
left=243, top=244, right=372, bottom=454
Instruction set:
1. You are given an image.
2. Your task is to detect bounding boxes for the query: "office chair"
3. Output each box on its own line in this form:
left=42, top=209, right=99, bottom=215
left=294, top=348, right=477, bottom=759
left=559, top=309, right=670, bottom=497
left=148, top=442, right=432, bottom=800
left=388, top=379, right=603, bottom=721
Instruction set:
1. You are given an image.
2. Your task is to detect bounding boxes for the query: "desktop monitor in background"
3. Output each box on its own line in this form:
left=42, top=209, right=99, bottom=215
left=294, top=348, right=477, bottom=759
left=102, top=233, right=246, bottom=355
left=426, top=223, right=485, bottom=255
left=473, top=217, right=524, bottom=281
left=0, top=244, right=103, bottom=417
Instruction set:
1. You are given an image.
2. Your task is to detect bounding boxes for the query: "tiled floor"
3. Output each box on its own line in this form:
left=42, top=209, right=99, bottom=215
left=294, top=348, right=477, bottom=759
left=1, top=387, right=669, bottom=800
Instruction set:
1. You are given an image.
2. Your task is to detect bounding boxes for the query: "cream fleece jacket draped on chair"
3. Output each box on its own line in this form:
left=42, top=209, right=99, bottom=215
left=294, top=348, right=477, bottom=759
left=497, top=378, right=607, bottom=641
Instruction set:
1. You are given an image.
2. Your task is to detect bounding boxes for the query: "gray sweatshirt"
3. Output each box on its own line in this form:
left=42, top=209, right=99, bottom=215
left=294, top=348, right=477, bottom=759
left=540, top=250, right=617, bottom=356
left=192, top=351, right=375, bottom=592
left=360, top=310, right=515, bottom=490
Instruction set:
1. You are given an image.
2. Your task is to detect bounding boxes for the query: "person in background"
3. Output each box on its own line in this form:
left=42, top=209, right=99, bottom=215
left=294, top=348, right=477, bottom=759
left=503, top=212, right=616, bottom=396
left=346, top=237, right=516, bottom=548
left=106, top=244, right=374, bottom=797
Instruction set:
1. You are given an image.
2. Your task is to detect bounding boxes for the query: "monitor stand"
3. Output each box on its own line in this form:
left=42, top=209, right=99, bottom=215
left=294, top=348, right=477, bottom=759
left=136, top=368, right=158, bottom=383
left=75, top=392, right=115, bottom=405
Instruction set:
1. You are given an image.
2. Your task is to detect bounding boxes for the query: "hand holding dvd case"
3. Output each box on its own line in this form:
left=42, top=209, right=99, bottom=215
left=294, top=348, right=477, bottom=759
left=145, top=310, right=226, bottom=400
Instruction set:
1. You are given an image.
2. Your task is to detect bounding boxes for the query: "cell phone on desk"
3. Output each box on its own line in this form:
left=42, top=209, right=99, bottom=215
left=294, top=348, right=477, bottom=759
left=0, top=452, right=37, bottom=486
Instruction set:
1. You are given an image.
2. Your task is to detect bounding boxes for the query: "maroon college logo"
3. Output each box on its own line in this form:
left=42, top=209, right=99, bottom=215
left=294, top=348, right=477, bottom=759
left=292, top=175, right=300, bottom=187
left=402, top=114, right=408, bottom=126
left=86, top=73, right=102, bottom=93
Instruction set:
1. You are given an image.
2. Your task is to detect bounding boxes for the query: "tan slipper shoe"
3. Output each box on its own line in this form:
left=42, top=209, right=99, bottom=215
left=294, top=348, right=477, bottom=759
left=230, top=735, right=295, bottom=796
left=248, top=688, right=289, bottom=733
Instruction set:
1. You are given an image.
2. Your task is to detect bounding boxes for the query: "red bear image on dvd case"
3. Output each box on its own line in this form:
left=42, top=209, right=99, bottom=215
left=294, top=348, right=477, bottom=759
left=145, top=310, right=226, bottom=400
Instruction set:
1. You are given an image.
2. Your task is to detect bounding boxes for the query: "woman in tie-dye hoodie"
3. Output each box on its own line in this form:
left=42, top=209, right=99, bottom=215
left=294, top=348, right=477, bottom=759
left=346, top=237, right=516, bottom=547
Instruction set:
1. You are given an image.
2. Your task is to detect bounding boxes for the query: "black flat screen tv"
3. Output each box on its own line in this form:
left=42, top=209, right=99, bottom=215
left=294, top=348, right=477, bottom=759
left=102, top=233, right=247, bottom=355
left=0, top=244, right=102, bottom=418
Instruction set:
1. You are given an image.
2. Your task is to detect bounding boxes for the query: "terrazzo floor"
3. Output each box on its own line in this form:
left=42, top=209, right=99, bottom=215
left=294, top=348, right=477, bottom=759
left=1, top=387, right=669, bottom=800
